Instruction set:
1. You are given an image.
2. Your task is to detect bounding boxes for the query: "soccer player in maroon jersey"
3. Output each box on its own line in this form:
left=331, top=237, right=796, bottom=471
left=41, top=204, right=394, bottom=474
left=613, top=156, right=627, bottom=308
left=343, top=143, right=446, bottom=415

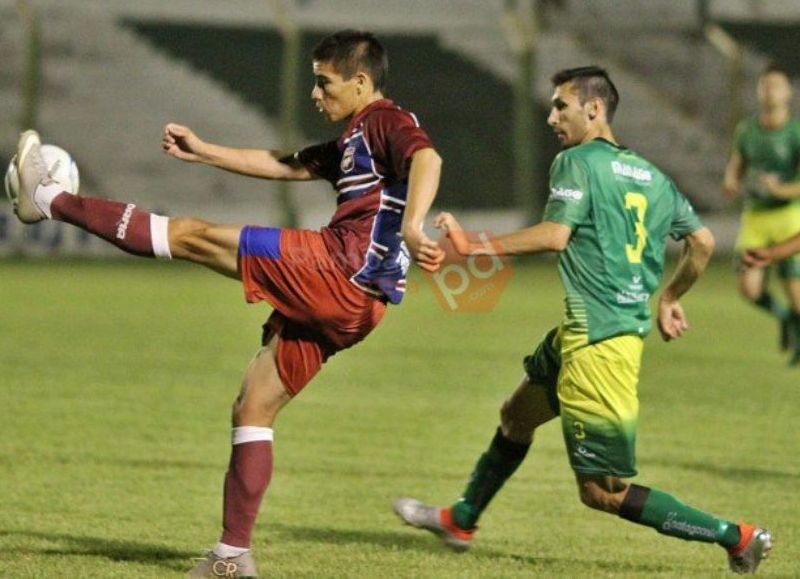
left=11, top=30, right=443, bottom=578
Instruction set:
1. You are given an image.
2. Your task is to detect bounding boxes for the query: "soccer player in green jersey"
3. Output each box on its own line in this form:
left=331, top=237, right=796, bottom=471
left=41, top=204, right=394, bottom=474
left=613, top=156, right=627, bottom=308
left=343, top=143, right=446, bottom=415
left=394, top=66, right=772, bottom=574
left=723, top=64, right=800, bottom=364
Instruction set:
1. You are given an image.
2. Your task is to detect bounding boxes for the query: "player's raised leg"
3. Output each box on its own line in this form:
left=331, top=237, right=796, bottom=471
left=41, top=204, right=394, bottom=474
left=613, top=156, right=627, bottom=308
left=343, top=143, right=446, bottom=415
left=188, top=335, right=292, bottom=578
left=394, top=373, right=557, bottom=551
left=14, top=130, right=241, bottom=278
left=168, top=218, right=241, bottom=279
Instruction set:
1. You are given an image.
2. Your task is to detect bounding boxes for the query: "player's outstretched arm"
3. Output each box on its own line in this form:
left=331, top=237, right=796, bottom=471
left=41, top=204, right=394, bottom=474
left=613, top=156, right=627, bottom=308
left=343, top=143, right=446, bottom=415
left=435, top=212, right=571, bottom=257
left=401, top=148, right=445, bottom=272
left=744, top=230, right=800, bottom=268
left=657, top=226, right=715, bottom=341
left=162, top=123, right=313, bottom=181
left=760, top=174, right=800, bottom=200
left=722, top=150, right=744, bottom=199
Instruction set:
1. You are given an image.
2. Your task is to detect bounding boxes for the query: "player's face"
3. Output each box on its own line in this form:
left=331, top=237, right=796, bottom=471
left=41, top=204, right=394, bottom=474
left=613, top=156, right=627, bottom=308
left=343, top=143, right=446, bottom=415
left=311, top=60, right=360, bottom=122
left=547, top=82, right=595, bottom=148
left=757, top=72, right=792, bottom=110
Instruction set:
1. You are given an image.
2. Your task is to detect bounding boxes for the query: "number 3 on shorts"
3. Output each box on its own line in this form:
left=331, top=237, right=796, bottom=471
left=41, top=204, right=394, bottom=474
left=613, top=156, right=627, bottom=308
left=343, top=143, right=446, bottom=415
left=625, top=192, right=648, bottom=264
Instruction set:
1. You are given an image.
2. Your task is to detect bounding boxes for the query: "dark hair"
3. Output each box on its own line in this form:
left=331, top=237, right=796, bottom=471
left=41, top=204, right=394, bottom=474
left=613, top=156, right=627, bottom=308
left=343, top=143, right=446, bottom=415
left=760, top=63, right=791, bottom=80
left=312, top=30, right=388, bottom=91
left=551, top=66, right=620, bottom=122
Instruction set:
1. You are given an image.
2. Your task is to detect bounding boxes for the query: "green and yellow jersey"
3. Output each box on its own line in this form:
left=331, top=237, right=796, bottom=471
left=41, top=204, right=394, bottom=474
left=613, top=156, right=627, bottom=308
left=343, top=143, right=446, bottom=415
left=543, top=138, right=703, bottom=344
left=734, top=116, right=800, bottom=211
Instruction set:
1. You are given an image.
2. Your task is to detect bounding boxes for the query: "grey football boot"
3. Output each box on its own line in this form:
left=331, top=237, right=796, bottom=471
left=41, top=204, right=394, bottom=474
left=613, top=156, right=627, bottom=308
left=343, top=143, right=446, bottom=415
left=13, top=130, right=53, bottom=223
left=186, top=550, right=258, bottom=578
left=393, top=497, right=475, bottom=552
left=727, top=525, right=773, bottom=574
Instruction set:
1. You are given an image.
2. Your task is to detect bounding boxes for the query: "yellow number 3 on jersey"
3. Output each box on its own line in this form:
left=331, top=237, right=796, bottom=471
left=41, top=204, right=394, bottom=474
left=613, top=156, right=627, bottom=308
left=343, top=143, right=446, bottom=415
left=625, top=192, right=648, bottom=264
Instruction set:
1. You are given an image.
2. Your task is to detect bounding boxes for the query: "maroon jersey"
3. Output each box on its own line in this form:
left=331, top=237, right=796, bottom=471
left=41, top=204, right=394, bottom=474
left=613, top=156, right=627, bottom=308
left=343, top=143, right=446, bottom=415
left=296, top=99, right=433, bottom=304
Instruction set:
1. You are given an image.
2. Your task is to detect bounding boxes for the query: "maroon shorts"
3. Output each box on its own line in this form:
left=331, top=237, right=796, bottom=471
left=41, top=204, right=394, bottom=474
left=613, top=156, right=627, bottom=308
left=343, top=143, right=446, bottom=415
left=239, top=226, right=386, bottom=395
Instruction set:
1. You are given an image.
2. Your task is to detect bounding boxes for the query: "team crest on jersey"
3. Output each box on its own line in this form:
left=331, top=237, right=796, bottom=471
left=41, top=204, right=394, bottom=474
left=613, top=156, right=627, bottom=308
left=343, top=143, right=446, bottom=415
left=341, top=145, right=356, bottom=173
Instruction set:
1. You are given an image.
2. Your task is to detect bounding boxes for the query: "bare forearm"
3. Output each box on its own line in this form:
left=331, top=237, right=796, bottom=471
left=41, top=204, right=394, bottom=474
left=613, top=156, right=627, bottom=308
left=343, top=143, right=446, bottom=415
left=772, top=180, right=800, bottom=199
left=490, top=222, right=571, bottom=255
left=445, top=221, right=571, bottom=256
left=401, top=148, right=441, bottom=237
left=723, top=153, right=744, bottom=198
left=201, top=144, right=309, bottom=180
left=772, top=230, right=800, bottom=260
left=662, top=227, right=714, bottom=301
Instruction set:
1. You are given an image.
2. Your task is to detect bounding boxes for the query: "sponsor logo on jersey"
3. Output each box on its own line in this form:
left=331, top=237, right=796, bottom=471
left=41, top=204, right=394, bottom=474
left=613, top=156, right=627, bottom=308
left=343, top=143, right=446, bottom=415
left=340, top=145, right=356, bottom=173
left=549, top=186, right=584, bottom=201
left=616, top=290, right=650, bottom=304
left=116, top=203, right=136, bottom=240
left=611, top=161, right=652, bottom=183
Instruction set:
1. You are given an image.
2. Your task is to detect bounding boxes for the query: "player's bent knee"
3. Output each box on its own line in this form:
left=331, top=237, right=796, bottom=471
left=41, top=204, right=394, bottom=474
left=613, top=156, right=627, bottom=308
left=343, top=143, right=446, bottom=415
left=232, top=380, right=291, bottom=428
left=499, top=398, right=535, bottom=442
left=232, top=396, right=285, bottom=427
left=737, top=272, right=764, bottom=302
left=578, top=479, right=626, bottom=514
left=499, top=398, right=521, bottom=430
left=579, top=486, right=613, bottom=513
left=738, top=285, right=761, bottom=302
left=499, top=397, right=514, bottom=425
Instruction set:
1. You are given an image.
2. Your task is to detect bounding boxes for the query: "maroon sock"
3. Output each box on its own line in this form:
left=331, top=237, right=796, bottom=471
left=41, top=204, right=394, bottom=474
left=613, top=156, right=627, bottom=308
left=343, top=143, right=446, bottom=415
left=50, top=194, right=156, bottom=257
left=221, top=441, right=273, bottom=548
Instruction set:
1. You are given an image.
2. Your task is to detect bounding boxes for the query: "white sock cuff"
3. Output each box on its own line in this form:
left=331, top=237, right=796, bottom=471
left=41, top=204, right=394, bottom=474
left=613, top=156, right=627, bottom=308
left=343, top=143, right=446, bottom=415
left=232, top=426, right=273, bottom=445
left=213, top=542, right=249, bottom=558
left=34, top=183, right=65, bottom=219
left=150, top=214, right=172, bottom=259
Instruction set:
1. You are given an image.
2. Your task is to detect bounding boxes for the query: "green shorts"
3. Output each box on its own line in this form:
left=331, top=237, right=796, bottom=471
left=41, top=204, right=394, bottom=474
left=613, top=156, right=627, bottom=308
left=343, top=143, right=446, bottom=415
left=735, top=204, right=800, bottom=278
left=524, top=326, right=643, bottom=478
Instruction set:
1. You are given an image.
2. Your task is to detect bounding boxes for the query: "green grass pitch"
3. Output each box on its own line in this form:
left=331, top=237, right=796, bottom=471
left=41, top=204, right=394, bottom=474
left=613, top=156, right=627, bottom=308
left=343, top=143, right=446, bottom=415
left=0, top=258, right=797, bottom=578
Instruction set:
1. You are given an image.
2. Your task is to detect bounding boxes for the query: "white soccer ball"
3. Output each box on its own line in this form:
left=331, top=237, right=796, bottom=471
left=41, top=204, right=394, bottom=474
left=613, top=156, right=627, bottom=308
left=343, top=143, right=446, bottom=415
left=4, top=144, right=80, bottom=203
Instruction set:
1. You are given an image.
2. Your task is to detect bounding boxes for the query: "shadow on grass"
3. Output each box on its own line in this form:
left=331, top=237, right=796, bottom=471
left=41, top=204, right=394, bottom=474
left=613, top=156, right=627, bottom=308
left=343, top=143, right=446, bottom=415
left=644, top=458, right=799, bottom=482
left=0, top=530, right=194, bottom=571
left=270, top=521, right=467, bottom=553
left=268, top=522, right=674, bottom=573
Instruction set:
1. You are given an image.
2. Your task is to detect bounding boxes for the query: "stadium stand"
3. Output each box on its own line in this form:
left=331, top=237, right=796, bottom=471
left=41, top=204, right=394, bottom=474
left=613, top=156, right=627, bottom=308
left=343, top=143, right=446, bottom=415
left=2, top=0, right=799, bottom=254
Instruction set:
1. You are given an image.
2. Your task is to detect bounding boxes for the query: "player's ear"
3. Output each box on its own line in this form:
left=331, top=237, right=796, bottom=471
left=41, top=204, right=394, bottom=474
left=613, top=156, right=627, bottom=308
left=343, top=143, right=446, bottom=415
left=588, top=98, right=602, bottom=121
left=587, top=99, right=597, bottom=120
left=355, top=71, right=370, bottom=95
